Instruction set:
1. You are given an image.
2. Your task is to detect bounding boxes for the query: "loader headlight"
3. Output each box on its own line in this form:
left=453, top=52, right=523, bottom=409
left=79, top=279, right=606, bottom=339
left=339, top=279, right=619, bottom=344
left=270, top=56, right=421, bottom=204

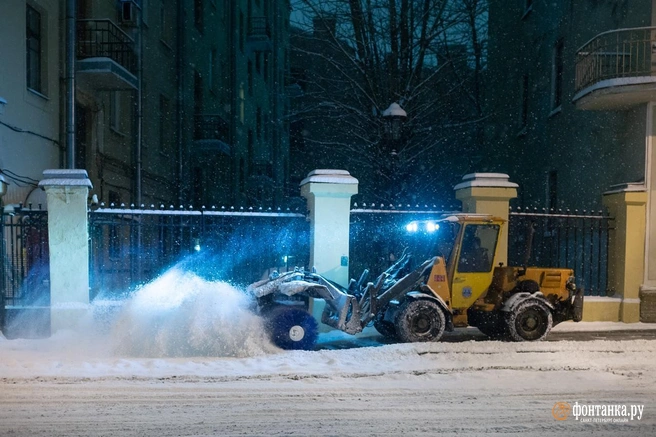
left=406, top=222, right=418, bottom=232
left=426, top=222, right=439, bottom=232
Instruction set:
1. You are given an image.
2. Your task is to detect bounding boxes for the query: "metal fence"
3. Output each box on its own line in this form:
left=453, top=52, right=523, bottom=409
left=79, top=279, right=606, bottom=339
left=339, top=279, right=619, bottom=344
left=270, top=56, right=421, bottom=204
left=507, top=207, right=614, bottom=296
left=349, top=203, right=458, bottom=279
left=1, top=207, right=49, bottom=306
left=88, top=205, right=310, bottom=298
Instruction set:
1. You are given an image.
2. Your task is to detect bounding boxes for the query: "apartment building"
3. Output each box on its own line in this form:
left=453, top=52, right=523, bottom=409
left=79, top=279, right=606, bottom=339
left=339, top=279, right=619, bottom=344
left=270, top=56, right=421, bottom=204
left=0, top=0, right=62, bottom=207
left=486, top=0, right=656, bottom=302
left=1, top=0, right=291, bottom=209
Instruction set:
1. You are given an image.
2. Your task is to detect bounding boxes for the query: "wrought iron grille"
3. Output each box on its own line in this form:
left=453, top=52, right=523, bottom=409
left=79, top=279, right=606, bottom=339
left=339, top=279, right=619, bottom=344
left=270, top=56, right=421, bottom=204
left=1, top=207, right=49, bottom=306
left=76, top=19, right=137, bottom=74
left=349, top=203, right=459, bottom=279
left=575, top=27, right=656, bottom=94
left=88, top=206, right=310, bottom=298
left=508, top=208, right=614, bottom=296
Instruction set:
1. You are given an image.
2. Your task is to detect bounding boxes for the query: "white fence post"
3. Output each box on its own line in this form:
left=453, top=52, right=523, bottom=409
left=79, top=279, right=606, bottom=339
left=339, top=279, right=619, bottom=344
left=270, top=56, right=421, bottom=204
left=38, top=170, right=92, bottom=333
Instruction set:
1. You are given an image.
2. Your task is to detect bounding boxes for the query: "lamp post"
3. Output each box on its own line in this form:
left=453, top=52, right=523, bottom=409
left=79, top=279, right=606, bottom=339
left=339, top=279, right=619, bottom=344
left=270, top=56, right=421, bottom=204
left=381, top=103, right=407, bottom=198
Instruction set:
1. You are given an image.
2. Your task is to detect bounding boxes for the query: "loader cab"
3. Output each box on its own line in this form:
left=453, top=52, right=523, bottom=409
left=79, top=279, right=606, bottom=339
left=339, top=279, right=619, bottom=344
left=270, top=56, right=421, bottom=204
left=450, top=219, right=501, bottom=310
left=405, top=215, right=503, bottom=312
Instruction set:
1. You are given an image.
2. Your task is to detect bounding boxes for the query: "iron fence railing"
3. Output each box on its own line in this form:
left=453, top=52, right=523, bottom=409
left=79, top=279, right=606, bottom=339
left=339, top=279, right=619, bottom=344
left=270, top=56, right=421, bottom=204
left=508, top=207, right=614, bottom=296
left=76, top=19, right=137, bottom=74
left=88, top=205, right=309, bottom=298
left=349, top=203, right=459, bottom=279
left=575, top=27, right=656, bottom=93
left=1, top=207, right=49, bottom=306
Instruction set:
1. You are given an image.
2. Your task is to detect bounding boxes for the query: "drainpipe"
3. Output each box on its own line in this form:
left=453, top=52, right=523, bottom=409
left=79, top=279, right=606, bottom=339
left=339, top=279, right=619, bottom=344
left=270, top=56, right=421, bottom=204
left=65, top=0, right=76, bottom=169
left=135, top=5, right=143, bottom=206
left=176, top=0, right=185, bottom=204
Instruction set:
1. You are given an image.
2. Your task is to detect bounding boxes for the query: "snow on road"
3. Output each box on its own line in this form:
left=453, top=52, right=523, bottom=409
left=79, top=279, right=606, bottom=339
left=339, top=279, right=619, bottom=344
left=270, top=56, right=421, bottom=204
left=1, top=270, right=655, bottom=435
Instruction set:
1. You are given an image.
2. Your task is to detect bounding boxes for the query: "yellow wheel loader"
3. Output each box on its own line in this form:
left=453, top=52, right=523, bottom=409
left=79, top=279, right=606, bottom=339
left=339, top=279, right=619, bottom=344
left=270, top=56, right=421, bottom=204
left=248, top=214, right=584, bottom=350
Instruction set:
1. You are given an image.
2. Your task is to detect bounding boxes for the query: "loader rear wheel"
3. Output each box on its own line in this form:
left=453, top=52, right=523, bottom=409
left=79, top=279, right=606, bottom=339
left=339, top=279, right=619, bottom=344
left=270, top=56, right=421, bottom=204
left=266, top=307, right=318, bottom=350
left=395, top=299, right=446, bottom=343
left=506, top=300, right=553, bottom=342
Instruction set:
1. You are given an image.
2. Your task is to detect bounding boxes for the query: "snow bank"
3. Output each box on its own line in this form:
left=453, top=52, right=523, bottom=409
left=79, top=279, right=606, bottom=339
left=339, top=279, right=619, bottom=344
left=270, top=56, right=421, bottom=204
left=110, top=268, right=278, bottom=358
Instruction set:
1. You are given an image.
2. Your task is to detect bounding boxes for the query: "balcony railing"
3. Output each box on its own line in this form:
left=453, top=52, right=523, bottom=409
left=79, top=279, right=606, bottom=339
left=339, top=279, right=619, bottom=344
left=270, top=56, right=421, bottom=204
left=575, top=27, right=656, bottom=94
left=248, top=16, right=272, bottom=39
left=76, top=19, right=136, bottom=74
left=247, top=16, right=273, bottom=52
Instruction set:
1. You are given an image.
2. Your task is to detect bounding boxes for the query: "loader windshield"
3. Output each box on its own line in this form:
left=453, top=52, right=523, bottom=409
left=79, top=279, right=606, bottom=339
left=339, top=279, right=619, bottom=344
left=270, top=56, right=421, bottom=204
left=404, top=220, right=461, bottom=266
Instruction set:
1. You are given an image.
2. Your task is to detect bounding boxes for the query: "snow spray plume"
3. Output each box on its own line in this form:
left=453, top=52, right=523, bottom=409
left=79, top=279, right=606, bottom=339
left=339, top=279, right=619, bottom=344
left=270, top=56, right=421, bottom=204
left=174, top=224, right=309, bottom=286
left=110, top=268, right=279, bottom=357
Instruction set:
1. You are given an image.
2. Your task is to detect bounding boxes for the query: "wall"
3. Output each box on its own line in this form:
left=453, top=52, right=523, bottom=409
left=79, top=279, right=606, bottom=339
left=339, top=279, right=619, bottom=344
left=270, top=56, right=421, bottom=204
left=485, top=0, right=651, bottom=210
left=0, top=0, right=62, bottom=205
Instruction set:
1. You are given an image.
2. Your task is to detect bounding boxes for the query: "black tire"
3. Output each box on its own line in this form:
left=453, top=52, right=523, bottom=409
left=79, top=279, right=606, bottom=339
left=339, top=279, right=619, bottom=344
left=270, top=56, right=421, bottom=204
left=266, top=307, right=318, bottom=350
left=373, top=307, right=397, bottom=340
left=395, top=299, right=446, bottom=343
left=506, top=300, right=553, bottom=342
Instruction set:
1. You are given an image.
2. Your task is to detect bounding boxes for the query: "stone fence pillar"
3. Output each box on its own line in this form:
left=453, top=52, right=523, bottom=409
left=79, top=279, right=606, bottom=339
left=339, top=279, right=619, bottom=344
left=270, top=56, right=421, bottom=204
left=454, top=173, right=518, bottom=266
left=300, top=169, right=358, bottom=287
left=603, top=184, right=647, bottom=323
left=38, top=169, right=92, bottom=333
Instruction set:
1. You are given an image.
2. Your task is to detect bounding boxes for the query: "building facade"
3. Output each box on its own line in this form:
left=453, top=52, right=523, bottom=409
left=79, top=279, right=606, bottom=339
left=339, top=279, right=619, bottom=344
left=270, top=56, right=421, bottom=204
left=486, top=1, right=656, bottom=305
left=0, top=0, right=291, bottom=209
left=0, top=0, right=62, bottom=207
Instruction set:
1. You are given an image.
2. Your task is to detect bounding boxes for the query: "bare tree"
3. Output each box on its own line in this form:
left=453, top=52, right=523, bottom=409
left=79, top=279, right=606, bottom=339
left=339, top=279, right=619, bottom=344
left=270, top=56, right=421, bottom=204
left=289, top=0, right=487, bottom=203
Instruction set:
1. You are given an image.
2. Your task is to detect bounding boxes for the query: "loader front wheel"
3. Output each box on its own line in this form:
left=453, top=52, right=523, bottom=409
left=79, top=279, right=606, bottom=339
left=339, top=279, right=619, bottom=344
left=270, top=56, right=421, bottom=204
left=373, top=307, right=397, bottom=340
left=395, top=299, right=446, bottom=343
left=266, top=307, right=318, bottom=350
left=506, top=300, right=553, bottom=342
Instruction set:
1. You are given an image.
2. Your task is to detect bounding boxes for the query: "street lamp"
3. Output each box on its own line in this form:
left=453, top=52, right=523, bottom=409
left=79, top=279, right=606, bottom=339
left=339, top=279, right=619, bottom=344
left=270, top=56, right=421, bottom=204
left=382, top=102, right=407, bottom=142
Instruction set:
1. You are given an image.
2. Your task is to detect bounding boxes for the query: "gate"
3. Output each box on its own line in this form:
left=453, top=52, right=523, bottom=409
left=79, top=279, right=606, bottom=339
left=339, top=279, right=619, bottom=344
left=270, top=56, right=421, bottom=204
left=1, top=206, right=49, bottom=307
left=88, top=205, right=310, bottom=298
left=508, top=207, right=614, bottom=296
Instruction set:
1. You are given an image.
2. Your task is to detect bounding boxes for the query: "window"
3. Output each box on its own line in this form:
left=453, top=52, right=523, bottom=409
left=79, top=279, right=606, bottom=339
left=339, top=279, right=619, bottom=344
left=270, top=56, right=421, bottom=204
left=26, top=5, right=42, bottom=93
left=239, top=12, right=244, bottom=52
left=256, top=107, right=262, bottom=139
left=109, top=91, right=121, bottom=132
left=194, top=70, right=203, bottom=115
left=194, top=0, right=203, bottom=32
left=519, top=73, right=529, bottom=131
left=457, top=225, right=499, bottom=273
left=160, top=0, right=173, bottom=46
left=209, top=48, right=218, bottom=92
left=547, top=170, right=558, bottom=210
left=552, top=39, right=564, bottom=110
left=159, top=95, right=170, bottom=154
left=248, top=61, right=253, bottom=95
left=263, top=53, right=269, bottom=83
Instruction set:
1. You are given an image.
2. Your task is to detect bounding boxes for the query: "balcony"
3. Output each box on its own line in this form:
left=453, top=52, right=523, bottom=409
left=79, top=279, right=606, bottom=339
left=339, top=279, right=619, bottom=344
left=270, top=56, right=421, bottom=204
left=247, top=16, right=273, bottom=53
left=76, top=19, right=138, bottom=91
left=193, top=114, right=231, bottom=155
left=574, top=27, right=656, bottom=110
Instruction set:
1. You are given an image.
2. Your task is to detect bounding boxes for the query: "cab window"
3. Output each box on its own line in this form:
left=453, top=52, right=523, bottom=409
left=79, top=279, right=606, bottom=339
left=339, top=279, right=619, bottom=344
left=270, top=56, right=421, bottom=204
left=457, top=224, right=499, bottom=273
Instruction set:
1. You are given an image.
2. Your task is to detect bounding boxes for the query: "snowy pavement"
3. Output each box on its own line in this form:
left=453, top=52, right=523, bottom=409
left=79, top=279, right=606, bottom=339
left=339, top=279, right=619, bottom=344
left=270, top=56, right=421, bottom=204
left=1, top=270, right=655, bottom=435
left=1, top=328, right=655, bottom=436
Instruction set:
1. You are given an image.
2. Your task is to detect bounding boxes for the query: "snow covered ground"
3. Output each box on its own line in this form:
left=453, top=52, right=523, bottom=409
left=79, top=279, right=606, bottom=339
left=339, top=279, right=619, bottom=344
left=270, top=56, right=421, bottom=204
left=1, top=270, right=655, bottom=436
